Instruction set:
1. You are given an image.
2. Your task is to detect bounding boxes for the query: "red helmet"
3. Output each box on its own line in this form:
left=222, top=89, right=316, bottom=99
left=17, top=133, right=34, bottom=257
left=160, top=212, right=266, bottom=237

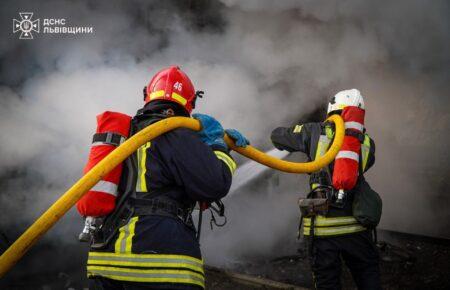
left=144, top=66, right=197, bottom=113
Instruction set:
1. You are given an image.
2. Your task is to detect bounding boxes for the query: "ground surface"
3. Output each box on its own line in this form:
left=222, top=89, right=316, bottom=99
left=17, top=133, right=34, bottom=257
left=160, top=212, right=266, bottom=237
left=212, top=230, right=450, bottom=290
left=1, top=230, right=449, bottom=289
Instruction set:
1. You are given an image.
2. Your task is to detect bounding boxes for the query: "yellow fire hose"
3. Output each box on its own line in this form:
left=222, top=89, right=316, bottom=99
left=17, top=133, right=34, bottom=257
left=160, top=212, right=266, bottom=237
left=0, top=114, right=343, bottom=277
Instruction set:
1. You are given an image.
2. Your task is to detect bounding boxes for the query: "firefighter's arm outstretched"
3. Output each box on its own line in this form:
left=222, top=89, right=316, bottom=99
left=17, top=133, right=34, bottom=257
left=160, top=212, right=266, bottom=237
left=270, top=123, right=315, bottom=155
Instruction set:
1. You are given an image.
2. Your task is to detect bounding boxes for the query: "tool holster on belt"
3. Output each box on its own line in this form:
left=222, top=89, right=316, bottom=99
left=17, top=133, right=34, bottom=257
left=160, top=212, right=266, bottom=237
left=298, top=185, right=332, bottom=218
left=297, top=185, right=332, bottom=240
left=298, top=198, right=329, bottom=217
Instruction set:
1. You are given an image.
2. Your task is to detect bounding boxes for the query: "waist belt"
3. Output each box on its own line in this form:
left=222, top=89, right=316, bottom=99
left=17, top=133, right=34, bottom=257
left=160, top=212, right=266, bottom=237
left=132, top=198, right=194, bottom=228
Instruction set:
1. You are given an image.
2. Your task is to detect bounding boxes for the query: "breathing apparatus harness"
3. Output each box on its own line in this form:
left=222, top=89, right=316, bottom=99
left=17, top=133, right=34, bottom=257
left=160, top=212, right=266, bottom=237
left=80, top=108, right=227, bottom=248
left=298, top=120, right=370, bottom=253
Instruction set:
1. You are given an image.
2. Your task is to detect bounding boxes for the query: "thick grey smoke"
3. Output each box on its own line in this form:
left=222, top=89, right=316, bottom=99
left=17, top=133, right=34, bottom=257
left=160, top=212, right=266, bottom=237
left=0, top=0, right=449, bottom=281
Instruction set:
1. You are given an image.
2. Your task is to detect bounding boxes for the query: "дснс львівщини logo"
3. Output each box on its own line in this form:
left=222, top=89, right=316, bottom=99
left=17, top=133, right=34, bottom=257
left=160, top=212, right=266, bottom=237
left=12, top=13, right=93, bottom=38
left=13, top=12, right=40, bottom=39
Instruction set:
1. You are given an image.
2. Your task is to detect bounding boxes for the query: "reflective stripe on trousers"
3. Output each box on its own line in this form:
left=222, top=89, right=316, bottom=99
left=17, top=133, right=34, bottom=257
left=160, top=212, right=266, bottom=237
left=89, top=216, right=205, bottom=288
left=303, top=215, right=366, bottom=236
left=87, top=252, right=205, bottom=288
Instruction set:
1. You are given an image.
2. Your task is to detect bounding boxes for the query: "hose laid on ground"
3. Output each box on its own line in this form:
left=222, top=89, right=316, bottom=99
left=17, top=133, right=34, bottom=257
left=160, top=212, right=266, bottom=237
left=0, top=114, right=344, bottom=277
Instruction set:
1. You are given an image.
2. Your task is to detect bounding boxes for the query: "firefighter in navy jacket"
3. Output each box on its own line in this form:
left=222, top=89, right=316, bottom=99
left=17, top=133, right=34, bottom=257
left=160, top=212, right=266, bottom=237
left=271, top=89, right=381, bottom=290
left=87, top=66, right=248, bottom=290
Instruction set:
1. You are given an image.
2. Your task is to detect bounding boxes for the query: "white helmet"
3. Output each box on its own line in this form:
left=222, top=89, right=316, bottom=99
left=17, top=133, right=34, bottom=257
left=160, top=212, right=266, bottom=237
left=327, top=89, right=365, bottom=114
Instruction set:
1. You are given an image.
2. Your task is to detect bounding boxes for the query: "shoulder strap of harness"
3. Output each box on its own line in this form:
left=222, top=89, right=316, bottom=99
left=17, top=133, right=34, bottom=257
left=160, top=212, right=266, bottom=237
left=92, top=132, right=126, bottom=146
left=310, top=123, right=334, bottom=189
left=311, top=125, right=371, bottom=189
left=92, top=114, right=177, bottom=248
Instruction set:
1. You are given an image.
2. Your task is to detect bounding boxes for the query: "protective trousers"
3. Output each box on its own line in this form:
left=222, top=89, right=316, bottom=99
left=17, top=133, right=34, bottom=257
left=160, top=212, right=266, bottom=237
left=89, top=276, right=203, bottom=290
left=309, top=230, right=382, bottom=290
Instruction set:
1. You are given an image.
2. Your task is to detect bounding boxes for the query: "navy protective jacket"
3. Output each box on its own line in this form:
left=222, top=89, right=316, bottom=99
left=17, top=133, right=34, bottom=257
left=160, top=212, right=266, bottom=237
left=87, top=104, right=235, bottom=289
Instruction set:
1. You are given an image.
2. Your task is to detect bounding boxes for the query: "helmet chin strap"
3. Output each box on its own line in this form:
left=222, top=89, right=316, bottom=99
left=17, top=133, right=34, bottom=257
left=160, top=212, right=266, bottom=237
left=143, top=86, right=148, bottom=101
left=192, top=90, right=204, bottom=109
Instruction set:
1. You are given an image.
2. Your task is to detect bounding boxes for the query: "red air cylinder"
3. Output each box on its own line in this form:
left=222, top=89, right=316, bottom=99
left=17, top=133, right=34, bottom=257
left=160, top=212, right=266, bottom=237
left=76, top=111, right=132, bottom=217
left=332, top=106, right=365, bottom=191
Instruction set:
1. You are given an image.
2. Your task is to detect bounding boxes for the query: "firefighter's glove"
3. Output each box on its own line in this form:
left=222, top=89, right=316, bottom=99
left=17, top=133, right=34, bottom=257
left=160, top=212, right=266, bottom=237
left=225, top=129, right=249, bottom=148
left=193, top=113, right=227, bottom=150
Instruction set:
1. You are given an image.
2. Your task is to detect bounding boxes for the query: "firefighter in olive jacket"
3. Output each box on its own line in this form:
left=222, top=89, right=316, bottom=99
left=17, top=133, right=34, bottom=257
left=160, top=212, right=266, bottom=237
left=271, top=89, right=381, bottom=290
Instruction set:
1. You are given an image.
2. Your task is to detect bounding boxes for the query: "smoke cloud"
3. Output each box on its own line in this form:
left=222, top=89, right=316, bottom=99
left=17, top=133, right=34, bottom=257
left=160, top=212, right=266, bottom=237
left=0, top=0, right=449, bottom=283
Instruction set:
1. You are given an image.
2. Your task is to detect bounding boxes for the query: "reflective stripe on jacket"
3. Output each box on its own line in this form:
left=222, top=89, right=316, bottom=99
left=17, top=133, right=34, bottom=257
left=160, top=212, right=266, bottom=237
left=302, top=215, right=366, bottom=236
left=88, top=215, right=206, bottom=288
left=87, top=112, right=234, bottom=289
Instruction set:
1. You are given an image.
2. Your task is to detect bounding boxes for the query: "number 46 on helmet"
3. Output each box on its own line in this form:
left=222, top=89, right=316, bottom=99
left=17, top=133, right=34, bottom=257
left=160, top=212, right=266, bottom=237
left=143, top=66, right=203, bottom=114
